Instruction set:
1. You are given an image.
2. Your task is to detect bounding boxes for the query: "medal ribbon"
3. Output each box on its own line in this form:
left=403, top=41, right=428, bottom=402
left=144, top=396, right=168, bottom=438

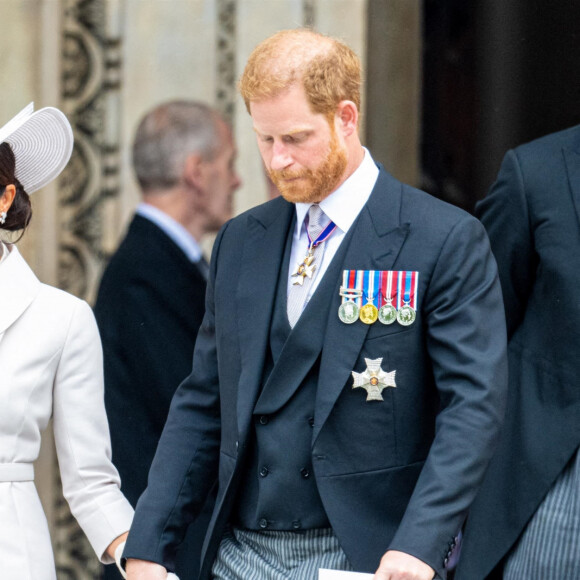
left=362, top=270, right=380, bottom=307
left=397, top=270, right=419, bottom=309
left=379, top=270, right=399, bottom=306
left=307, top=220, right=337, bottom=250
left=342, top=270, right=419, bottom=310
left=341, top=270, right=363, bottom=307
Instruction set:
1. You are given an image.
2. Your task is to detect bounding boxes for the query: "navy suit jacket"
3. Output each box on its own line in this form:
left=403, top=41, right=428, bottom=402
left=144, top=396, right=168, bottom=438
left=124, top=167, right=508, bottom=579
left=94, top=215, right=209, bottom=578
left=456, top=125, right=580, bottom=579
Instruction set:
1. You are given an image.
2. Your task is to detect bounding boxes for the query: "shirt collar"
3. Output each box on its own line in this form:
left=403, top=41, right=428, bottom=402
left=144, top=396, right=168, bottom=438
left=294, top=147, right=379, bottom=236
left=136, top=202, right=203, bottom=263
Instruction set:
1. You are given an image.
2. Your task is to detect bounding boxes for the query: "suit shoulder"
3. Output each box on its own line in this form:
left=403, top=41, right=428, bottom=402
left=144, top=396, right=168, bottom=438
left=219, top=196, right=292, bottom=239
left=400, top=182, right=478, bottom=235
left=513, top=123, right=580, bottom=161
left=99, top=219, right=195, bottom=291
left=495, top=124, right=580, bottom=194
left=231, top=196, right=290, bottom=224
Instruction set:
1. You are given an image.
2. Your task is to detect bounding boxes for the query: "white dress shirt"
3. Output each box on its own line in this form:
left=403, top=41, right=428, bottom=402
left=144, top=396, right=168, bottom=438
left=136, top=202, right=203, bottom=263
left=287, top=148, right=379, bottom=304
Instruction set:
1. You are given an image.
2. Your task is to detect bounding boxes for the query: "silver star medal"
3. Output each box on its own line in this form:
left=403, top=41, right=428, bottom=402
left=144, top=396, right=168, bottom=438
left=352, top=357, right=396, bottom=401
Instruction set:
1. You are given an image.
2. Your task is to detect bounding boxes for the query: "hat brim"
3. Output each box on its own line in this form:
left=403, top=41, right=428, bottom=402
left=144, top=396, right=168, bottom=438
left=0, top=104, right=74, bottom=194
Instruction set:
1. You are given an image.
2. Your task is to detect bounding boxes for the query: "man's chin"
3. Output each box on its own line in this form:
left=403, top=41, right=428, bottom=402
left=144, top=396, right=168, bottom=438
left=278, top=188, right=321, bottom=204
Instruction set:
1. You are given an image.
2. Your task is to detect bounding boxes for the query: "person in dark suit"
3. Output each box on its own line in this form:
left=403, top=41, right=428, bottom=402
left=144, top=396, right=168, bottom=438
left=94, top=100, right=241, bottom=579
left=455, top=126, right=580, bottom=579
left=123, top=29, right=507, bottom=580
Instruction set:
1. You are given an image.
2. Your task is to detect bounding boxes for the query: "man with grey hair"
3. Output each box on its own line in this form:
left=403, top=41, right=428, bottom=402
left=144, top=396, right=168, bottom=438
left=94, top=100, right=240, bottom=579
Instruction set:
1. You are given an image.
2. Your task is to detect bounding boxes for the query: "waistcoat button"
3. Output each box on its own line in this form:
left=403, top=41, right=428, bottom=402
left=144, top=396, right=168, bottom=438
left=259, top=415, right=269, bottom=425
left=300, top=468, right=310, bottom=478
left=259, top=466, right=269, bottom=477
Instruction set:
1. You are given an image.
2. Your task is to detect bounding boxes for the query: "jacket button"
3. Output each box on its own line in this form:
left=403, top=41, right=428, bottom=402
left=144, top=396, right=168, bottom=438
left=300, top=468, right=310, bottom=479
left=259, top=415, right=269, bottom=425
left=259, top=518, right=268, bottom=529
left=292, top=520, right=301, bottom=530
left=259, top=466, right=269, bottom=477
left=308, top=417, right=314, bottom=427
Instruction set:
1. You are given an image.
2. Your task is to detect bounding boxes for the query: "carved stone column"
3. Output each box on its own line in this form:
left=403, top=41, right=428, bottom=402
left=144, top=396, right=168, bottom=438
left=53, top=1, right=125, bottom=577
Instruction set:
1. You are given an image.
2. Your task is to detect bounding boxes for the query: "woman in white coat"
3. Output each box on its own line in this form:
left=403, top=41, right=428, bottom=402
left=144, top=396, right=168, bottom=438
left=0, top=103, right=133, bottom=579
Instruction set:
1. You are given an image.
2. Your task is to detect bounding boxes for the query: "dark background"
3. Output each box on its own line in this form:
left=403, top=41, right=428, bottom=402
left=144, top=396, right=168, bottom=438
left=371, top=0, right=580, bottom=213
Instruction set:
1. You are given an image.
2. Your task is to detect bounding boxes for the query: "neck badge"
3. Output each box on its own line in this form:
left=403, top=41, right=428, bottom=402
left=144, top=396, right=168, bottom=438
left=291, top=219, right=337, bottom=286
left=352, top=357, right=396, bottom=401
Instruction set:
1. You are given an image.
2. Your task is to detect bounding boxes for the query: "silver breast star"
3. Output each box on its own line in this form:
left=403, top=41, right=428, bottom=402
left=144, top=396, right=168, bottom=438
left=352, top=357, right=396, bottom=401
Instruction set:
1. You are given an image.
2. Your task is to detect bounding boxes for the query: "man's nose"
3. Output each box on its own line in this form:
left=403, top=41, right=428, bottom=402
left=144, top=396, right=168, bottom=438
left=270, top=142, right=292, bottom=171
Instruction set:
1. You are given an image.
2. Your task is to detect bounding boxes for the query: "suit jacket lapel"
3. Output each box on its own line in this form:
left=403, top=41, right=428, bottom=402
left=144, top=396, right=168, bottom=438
left=236, top=198, right=294, bottom=439
left=564, top=140, right=580, bottom=230
left=253, top=229, right=349, bottom=415
left=313, top=169, right=410, bottom=443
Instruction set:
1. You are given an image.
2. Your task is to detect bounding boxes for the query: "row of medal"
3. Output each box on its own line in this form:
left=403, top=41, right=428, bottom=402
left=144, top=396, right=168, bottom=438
left=338, top=269, right=419, bottom=326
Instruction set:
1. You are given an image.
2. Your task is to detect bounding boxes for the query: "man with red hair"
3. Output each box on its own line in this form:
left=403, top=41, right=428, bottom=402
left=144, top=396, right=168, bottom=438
left=124, top=29, right=507, bottom=580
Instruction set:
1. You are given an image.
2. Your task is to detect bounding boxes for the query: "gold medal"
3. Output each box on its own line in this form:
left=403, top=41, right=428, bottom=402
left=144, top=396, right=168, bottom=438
left=359, top=303, right=378, bottom=324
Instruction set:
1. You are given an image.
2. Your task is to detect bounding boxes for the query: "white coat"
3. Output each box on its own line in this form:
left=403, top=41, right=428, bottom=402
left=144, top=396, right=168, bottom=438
left=0, top=244, right=133, bottom=579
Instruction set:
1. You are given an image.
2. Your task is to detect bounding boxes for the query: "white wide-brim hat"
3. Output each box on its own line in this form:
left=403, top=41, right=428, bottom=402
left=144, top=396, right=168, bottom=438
left=0, top=102, right=73, bottom=194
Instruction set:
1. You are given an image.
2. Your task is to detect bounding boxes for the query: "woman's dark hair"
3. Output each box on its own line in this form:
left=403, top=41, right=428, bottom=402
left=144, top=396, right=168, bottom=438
left=0, top=141, right=32, bottom=232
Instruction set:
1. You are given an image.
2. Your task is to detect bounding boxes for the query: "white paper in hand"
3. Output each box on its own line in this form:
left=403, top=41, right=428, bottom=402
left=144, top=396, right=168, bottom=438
left=318, top=569, right=374, bottom=579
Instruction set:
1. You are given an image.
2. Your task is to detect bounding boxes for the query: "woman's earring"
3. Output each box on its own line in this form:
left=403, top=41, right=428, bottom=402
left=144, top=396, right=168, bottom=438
left=0, top=211, right=7, bottom=225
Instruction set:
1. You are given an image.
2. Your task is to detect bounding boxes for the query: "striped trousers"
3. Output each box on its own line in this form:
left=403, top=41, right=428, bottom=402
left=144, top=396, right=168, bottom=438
left=504, top=447, right=580, bottom=579
left=211, top=527, right=353, bottom=579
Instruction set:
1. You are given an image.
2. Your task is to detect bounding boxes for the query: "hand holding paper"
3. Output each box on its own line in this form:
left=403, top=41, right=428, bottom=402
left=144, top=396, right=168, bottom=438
left=373, top=550, right=435, bottom=580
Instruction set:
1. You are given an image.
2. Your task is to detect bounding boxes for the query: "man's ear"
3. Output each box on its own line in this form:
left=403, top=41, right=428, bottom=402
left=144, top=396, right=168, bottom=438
left=335, top=100, right=359, bottom=138
left=182, top=153, right=206, bottom=190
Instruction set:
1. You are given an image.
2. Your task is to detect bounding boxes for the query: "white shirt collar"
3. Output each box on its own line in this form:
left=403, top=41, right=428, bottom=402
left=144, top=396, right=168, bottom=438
left=136, top=202, right=203, bottom=263
left=294, top=147, right=379, bottom=236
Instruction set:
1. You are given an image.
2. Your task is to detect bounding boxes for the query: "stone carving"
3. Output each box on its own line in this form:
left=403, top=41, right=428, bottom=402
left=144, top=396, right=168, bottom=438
left=216, top=0, right=237, bottom=124
left=54, top=0, right=123, bottom=577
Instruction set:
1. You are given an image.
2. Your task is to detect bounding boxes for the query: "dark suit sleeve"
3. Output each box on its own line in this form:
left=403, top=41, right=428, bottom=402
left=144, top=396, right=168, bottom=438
left=388, top=216, right=508, bottom=576
left=475, top=150, right=537, bottom=338
left=122, top=227, right=227, bottom=571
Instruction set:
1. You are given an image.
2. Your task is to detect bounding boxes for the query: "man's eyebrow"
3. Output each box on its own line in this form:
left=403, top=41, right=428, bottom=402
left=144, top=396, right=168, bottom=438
left=252, top=127, right=312, bottom=136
